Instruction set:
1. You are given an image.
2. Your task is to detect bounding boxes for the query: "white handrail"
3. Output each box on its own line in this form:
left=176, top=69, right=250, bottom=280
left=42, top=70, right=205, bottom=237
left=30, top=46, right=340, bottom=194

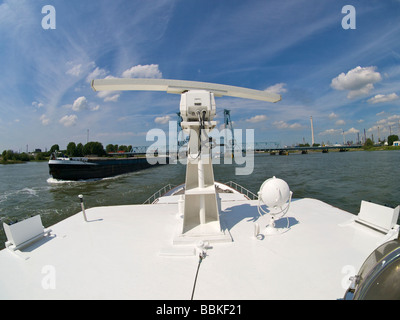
left=143, top=181, right=258, bottom=204
left=143, top=184, right=176, bottom=204
left=224, top=181, right=258, bottom=200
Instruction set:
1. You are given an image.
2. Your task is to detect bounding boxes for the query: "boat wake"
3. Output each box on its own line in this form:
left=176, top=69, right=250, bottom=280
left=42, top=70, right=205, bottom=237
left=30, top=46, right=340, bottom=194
left=0, top=187, right=40, bottom=204
left=46, top=174, right=127, bottom=185
left=46, top=177, right=104, bottom=184
left=47, top=177, right=77, bottom=184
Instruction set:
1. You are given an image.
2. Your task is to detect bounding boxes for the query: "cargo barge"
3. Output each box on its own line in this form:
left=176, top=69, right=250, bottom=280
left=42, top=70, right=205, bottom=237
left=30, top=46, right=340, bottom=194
left=48, top=154, right=168, bottom=181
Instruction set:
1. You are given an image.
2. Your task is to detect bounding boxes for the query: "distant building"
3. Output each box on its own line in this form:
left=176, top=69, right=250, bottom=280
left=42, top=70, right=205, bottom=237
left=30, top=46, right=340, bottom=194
left=393, top=141, right=400, bottom=146
left=34, top=148, right=42, bottom=153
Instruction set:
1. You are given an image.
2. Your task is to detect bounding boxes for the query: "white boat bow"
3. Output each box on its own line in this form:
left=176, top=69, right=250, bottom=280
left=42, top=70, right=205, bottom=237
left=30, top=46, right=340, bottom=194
left=1, top=179, right=398, bottom=299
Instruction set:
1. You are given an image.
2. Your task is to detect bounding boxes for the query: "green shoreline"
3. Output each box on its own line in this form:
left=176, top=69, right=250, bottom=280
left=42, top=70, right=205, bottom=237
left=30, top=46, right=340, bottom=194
left=362, top=145, right=400, bottom=151
left=0, top=159, right=48, bottom=165
left=1, top=146, right=399, bottom=164
left=257, top=145, right=400, bottom=154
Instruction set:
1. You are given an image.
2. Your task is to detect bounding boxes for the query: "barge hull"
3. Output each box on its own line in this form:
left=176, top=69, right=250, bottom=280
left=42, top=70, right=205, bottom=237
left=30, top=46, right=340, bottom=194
left=49, top=157, right=167, bottom=180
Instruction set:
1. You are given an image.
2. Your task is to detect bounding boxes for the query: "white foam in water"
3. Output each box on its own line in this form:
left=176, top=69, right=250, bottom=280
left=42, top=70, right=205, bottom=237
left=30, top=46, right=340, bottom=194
left=0, top=188, right=38, bottom=204
left=20, top=188, right=38, bottom=196
left=0, top=193, right=8, bottom=204
left=47, top=177, right=74, bottom=184
left=46, top=177, right=93, bottom=184
left=46, top=173, right=130, bottom=185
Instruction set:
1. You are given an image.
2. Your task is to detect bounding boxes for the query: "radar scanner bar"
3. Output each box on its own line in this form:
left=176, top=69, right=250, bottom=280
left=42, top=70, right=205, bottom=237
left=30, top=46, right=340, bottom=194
left=91, top=78, right=281, bottom=103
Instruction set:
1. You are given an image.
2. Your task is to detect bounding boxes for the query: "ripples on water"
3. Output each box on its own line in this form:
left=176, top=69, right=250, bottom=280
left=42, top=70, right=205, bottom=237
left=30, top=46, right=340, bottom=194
left=1, top=150, right=399, bottom=248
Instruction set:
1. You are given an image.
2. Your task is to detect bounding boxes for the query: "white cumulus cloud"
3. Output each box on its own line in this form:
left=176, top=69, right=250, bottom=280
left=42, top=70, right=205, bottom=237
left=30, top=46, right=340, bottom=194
left=331, top=66, right=382, bottom=98
left=265, top=83, right=287, bottom=94
left=59, top=115, right=77, bottom=127
left=154, top=115, right=171, bottom=124
left=328, top=112, right=338, bottom=119
left=273, top=120, right=302, bottom=129
left=66, top=61, right=97, bottom=78
left=246, top=115, right=267, bottom=123
left=319, top=128, right=342, bottom=135
left=103, top=93, right=120, bottom=102
left=345, top=127, right=359, bottom=134
left=122, top=64, right=162, bottom=78
left=86, top=66, right=108, bottom=82
left=72, top=96, right=88, bottom=111
left=32, top=101, right=44, bottom=109
left=40, top=114, right=50, bottom=126
left=388, top=114, right=400, bottom=121
left=367, top=93, right=399, bottom=104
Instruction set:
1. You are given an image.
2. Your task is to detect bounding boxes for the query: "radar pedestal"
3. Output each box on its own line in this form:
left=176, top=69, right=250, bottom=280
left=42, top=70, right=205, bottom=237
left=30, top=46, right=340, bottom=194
left=174, top=126, right=231, bottom=244
left=173, top=91, right=231, bottom=244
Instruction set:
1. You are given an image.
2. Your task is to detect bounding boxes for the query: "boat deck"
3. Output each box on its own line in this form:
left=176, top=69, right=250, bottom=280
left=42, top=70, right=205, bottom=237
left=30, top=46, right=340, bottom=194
left=0, top=190, right=397, bottom=299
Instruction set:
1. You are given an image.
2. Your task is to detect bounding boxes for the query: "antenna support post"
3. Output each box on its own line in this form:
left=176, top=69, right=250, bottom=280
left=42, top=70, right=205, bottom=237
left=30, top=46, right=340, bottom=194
left=175, top=90, right=231, bottom=244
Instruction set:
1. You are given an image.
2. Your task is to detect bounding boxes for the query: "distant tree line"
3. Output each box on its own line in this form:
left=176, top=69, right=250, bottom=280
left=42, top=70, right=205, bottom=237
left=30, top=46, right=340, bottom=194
left=363, top=138, right=374, bottom=149
left=1, top=150, right=46, bottom=163
left=363, top=134, right=399, bottom=150
left=2, top=150, right=33, bottom=162
left=105, top=144, right=133, bottom=153
left=64, top=142, right=104, bottom=157
left=53, top=142, right=133, bottom=157
left=388, top=135, right=399, bottom=146
left=56, top=141, right=106, bottom=157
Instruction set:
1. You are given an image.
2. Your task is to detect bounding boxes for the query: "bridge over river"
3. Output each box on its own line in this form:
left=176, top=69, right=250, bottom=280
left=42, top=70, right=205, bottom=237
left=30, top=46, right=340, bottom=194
left=252, top=144, right=363, bottom=153
left=117, top=143, right=363, bottom=156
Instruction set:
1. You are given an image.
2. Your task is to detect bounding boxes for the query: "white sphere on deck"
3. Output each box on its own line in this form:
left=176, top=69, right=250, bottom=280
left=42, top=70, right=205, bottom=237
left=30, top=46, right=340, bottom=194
left=259, top=176, right=291, bottom=208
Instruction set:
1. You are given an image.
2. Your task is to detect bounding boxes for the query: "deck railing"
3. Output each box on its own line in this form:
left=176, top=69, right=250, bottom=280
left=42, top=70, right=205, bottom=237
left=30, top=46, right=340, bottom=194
left=143, top=184, right=176, bottom=204
left=143, top=181, right=258, bottom=204
left=223, top=181, right=258, bottom=200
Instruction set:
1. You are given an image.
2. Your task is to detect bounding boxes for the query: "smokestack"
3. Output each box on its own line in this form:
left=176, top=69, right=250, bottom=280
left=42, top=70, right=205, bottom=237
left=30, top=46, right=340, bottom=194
left=310, top=116, right=315, bottom=146
left=378, top=126, right=380, bottom=143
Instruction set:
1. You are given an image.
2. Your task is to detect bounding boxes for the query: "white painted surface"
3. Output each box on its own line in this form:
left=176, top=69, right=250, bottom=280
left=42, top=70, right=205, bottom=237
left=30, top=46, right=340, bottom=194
left=1, top=191, right=397, bottom=299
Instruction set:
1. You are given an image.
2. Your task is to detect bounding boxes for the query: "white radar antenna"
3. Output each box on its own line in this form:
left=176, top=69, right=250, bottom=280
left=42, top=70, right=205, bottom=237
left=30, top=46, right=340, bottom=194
left=91, top=78, right=281, bottom=244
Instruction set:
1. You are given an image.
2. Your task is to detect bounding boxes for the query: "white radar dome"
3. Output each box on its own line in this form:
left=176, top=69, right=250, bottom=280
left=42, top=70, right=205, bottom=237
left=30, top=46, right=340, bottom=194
left=259, top=176, right=291, bottom=208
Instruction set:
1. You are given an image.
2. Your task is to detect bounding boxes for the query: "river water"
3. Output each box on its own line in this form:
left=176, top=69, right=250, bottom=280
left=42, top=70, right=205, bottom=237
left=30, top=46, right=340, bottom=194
left=1, top=150, right=399, bottom=248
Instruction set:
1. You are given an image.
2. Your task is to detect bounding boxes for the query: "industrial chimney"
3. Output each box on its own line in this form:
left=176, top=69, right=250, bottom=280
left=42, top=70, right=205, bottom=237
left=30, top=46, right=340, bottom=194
left=310, top=116, right=315, bottom=146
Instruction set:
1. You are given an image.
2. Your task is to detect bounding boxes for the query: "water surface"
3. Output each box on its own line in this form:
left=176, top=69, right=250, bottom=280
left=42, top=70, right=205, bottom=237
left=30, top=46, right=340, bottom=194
left=1, top=150, right=399, bottom=248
